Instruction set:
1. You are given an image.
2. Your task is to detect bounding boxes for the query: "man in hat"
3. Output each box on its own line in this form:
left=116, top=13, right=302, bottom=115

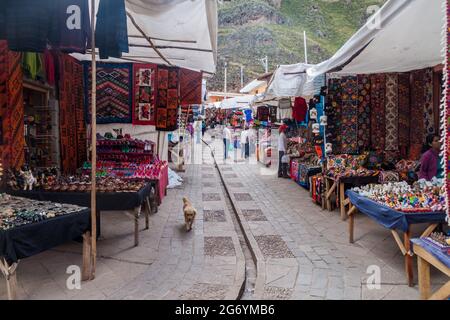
left=278, top=124, right=288, bottom=178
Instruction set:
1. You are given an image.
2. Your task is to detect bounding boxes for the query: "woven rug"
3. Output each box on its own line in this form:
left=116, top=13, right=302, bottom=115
left=180, top=68, right=203, bottom=106
left=59, top=54, right=86, bottom=173
left=385, top=73, right=399, bottom=151
left=340, top=76, right=358, bottom=154
left=84, top=62, right=132, bottom=124
left=423, top=68, right=435, bottom=136
left=0, top=41, right=8, bottom=169
left=370, top=74, right=386, bottom=151
left=410, top=70, right=426, bottom=146
left=445, top=0, right=449, bottom=225
left=398, top=73, right=411, bottom=158
left=325, top=78, right=342, bottom=154
left=132, top=63, right=157, bottom=125
left=357, top=75, right=371, bottom=150
left=156, top=66, right=179, bottom=131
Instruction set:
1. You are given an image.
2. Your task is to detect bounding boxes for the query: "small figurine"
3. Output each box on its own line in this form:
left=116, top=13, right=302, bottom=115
left=19, top=169, right=37, bottom=191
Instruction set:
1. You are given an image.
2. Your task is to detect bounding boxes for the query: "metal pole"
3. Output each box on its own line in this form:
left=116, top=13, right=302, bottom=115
left=90, top=0, right=97, bottom=280
left=224, top=61, right=228, bottom=99
left=240, top=66, right=244, bottom=89
left=265, top=56, right=268, bottom=73
left=304, top=31, right=308, bottom=64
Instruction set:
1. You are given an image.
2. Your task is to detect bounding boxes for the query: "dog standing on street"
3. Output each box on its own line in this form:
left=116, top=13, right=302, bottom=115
left=183, top=197, right=197, bottom=232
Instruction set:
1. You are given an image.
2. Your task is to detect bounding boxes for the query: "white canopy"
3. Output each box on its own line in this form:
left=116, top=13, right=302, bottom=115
left=219, top=95, right=257, bottom=110
left=240, top=79, right=266, bottom=94
left=308, top=0, right=445, bottom=77
left=72, top=0, right=218, bottom=73
left=266, top=63, right=313, bottom=97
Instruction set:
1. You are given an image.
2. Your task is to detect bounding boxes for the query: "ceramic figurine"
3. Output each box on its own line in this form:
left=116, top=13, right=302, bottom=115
left=20, top=170, right=37, bottom=191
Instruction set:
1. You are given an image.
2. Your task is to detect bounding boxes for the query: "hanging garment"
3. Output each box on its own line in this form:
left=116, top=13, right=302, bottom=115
left=95, top=0, right=129, bottom=59
left=44, top=50, right=55, bottom=86
left=2, top=0, right=52, bottom=52
left=292, top=97, right=307, bottom=122
left=277, top=98, right=292, bottom=120
left=244, top=109, right=253, bottom=122
left=48, top=0, right=91, bottom=53
left=22, top=52, right=43, bottom=80
left=257, top=106, right=270, bottom=121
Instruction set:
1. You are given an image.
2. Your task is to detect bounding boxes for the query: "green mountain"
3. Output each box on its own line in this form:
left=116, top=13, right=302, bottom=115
left=208, top=0, right=386, bottom=92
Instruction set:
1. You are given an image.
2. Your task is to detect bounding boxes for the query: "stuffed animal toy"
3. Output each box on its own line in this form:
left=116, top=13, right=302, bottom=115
left=19, top=170, right=37, bottom=191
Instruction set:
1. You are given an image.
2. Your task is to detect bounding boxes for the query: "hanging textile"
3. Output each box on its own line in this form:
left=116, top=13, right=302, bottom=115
left=44, top=49, right=55, bottom=86
left=132, top=63, right=158, bottom=125
left=49, top=0, right=91, bottom=53
left=0, top=42, right=25, bottom=170
left=59, top=54, right=86, bottom=173
left=156, top=66, right=179, bottom=131
left=423, top=68, right=435, bottom=136
left=1, top=0, right=52, bottom=52
left=22, top=52, right=43, bottom=80
left=340, top=76, right=358, bottom=154
left=410, top=70, right=426, bottom=147
left=385, top=73, right=399, bottom=151
left=179, top=68, right=202, bottom=106
left=292, top=97, right=308, bottom=122
left=95, top=0, right=129, bottom=59
left=84, top=62, right=133, bottom=124
left=370, top=74, right=386, bottom=151
left=357, top=75, right=371, bottom=151
left=325, top=78, right=342, bottom=154
left=398, top=73, right=411, bottom=158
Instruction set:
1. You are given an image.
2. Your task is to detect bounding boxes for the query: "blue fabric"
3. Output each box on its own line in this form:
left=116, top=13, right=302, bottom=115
left=346, top=190, right=446, bottom=232
left=411, top=238, right=450, bottom=269
left=95, top=0, right=129, bottom=59
left=244, top=109, right=252, bottom=122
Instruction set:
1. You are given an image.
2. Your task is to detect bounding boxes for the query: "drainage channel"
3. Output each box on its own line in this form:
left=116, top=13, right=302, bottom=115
left=202, top=138, right=257, bottom=300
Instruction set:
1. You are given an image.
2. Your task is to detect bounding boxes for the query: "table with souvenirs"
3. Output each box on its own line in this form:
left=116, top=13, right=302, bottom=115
left=411, top=233, right=450, bottom=300
left=346, top=179, right=447, bottom=286
left=6, top=173, right=154, bottom=247
left=0, top=193, right=91, bottom=300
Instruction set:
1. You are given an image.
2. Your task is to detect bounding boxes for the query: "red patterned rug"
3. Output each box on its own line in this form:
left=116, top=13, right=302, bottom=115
left=370, top=74, right=386, bottom=151
left=179, top=68, right=202, bottom=106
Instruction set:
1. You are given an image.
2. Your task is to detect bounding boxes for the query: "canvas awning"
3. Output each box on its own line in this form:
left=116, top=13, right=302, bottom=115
left=219, top=95, right=257, bottom=110
left=308, top=0, right=445, bottom=77
left=71, top=0, right=218, bottom=74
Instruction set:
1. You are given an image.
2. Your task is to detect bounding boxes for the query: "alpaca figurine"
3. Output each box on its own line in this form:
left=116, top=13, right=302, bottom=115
left=20, top=170, right=36, bottom=191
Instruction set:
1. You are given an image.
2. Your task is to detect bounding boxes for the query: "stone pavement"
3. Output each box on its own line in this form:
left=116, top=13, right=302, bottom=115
left=204, top=130, right=447, bottom=300
left=0, top=141, right=245, bottom=300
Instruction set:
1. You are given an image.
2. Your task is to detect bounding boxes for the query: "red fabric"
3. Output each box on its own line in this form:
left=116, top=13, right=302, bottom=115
left=179, top=68, right=202, bottom=106
left=156, top=66, right=179, bottom=131
left=132, top=63, right=158, bottom=125
left=0, top=41, right=25, bottom=170
left=293, top=97, right=307, bottom=122
left=157, top=164, right=168, bottom=203
left=44, top=49, right=55, bottom=86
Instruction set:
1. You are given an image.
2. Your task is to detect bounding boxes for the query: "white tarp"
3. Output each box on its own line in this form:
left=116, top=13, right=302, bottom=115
left=266, top=63, right=314, bottom=97
left=308, top=0, right=444, bottom=76
left=240, top=79, right=266, bottom=94
left=219, top=95, right=257, bottom=110
left=72, top=0, right=218, bottom=73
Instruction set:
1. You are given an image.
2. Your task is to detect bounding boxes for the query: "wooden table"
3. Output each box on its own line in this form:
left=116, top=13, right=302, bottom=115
left=413, top=240, right=450, bottom=300
left=346, top=190, right=446, bottom=287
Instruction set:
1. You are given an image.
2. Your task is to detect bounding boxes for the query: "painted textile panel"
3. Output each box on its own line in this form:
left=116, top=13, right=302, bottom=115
left=385, top=74, right=399, bottom=151
left=410, top=70, right=426, bottom=149
left=156, top=66, right=179, bottom=131
left=84, top=62, right=132, bottom=124
left=423, top=68, right=435, bottom=136
left=340, top=76, right=358, bottom=154
left=370, top=74, right=386, bottom=151
left=357, top=75, right=371, bottom=150
left=179, top=68, right=203, bottom=106
left=398, top=73, right=411, bottom=158
left=325, top=78, right=342, bottom=154
left=132, top=63, right=157, bottom=125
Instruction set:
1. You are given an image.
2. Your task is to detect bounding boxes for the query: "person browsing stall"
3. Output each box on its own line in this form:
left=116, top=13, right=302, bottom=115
left=223, top=124, right=232, bottom=159
left=278, top=124, right=288, bottom=178
left=419, top=134, right=443, bottom=181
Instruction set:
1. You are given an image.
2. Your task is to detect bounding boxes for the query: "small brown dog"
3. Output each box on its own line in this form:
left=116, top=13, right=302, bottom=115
left=183, top=197, right=197, bottom=232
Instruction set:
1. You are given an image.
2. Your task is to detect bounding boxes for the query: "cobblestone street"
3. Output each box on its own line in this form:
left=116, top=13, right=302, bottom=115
left=1, top=131, right=446, bottom=300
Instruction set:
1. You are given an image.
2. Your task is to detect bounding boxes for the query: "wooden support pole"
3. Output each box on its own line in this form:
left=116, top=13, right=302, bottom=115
left=420, top=223, right=438, bottom=238
left=89, top=0, right=97, bottom=281
left=339, top=182, right=346, bottom=220
left=404, top=229, right=414, bottom=287
left=134, top=206, right=141, bottom=247
left=82, top=232, right=92, bottom=281
left=348, top=205, right=356, bottom=244
left=145, top=197, right=150, bottom=229
left=418, top=256, right=431, bottom=299
left=0, top=258, right=18, bottom=300
left=391, top=230, right=408, bottom=256
left=428, top=281, right=450, bottom=300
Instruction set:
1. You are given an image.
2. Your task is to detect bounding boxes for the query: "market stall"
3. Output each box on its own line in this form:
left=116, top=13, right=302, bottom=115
left=346, top=180, right=447, bottom=286
left=0, top=193, right=91, bottom=300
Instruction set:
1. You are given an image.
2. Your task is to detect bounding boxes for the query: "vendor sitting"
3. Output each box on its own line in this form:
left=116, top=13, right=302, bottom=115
left=418, top=134, right=443, bottom=181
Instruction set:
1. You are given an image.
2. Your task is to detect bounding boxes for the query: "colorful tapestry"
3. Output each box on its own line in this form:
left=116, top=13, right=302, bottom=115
left=132, top=63, right=157, bottom=125
left=385, top=74, right=399, bottom=151
left=446, top=0, right=450, bottom=224
left=156, top=66, right=179, bottom=131
left=410, top=70, right=426, bottom=146
left=325, top=78, right=342, bottom=154
left=341, top=77, right=359, bottom=154
left=357, top=75, right=371, bottom=150
left=397, top=73, right=411, bottom=158
left=179, top=68, right=203, bottom=106
left=59, top=54, right=86, bottom=173
left=0, top=41, right=25, bottom=170
left=370, top=74, right=386, bottom=151
left=84, top=62, right=132, bottom=124
left=423, top=68, right=435, bottom=135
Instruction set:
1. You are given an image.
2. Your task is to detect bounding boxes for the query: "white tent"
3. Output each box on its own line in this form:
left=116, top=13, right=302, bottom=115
left=308, top=0, right=445, bottom=77
left=266, top=63, right=315, bottom=97
left=219, top=95, right=257, bottom=110
left=72, top=0, right=218, bottom=74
